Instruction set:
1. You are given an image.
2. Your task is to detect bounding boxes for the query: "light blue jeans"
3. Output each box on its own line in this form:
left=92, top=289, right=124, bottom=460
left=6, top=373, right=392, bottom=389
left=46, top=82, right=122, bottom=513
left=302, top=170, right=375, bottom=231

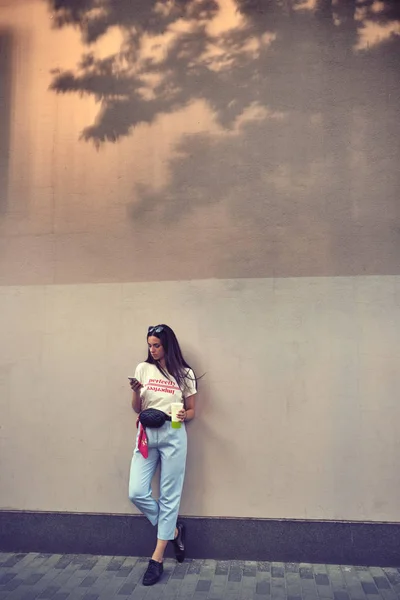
left=128, top=421, right=187, bottom=541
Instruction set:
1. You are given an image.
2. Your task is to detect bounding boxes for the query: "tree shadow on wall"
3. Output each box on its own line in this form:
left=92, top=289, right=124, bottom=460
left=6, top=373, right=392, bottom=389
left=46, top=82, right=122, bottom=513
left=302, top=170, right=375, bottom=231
left=48, top=0, right=221, bottom=142
left=47, top=0, right=399, bottom=145
left=46, top=0, right=400, bottom=276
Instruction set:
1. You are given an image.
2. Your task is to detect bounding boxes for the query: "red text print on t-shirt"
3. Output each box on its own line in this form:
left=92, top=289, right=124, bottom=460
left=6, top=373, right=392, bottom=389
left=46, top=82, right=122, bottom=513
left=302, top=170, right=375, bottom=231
left=145, top=379, right=180, bottom=395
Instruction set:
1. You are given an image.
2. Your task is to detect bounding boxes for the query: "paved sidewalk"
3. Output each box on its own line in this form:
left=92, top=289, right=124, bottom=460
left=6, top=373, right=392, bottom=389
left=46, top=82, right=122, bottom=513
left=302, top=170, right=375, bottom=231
left=1, top=552, right=400, bottom=600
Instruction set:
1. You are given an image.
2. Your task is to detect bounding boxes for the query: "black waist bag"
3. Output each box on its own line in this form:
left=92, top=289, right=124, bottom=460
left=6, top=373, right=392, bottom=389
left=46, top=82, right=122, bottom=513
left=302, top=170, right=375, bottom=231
left=139, top=409, right=171, bottom=428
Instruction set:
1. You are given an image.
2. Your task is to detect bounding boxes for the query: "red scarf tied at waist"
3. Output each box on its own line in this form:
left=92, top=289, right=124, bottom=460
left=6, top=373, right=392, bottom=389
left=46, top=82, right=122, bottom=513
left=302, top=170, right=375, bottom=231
left=136, top=417, right=148, bottom=459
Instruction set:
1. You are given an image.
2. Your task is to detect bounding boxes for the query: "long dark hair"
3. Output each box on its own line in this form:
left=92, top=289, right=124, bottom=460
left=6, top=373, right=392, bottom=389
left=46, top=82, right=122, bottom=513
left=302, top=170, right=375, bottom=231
left=145, top=324, right=196, bottom=396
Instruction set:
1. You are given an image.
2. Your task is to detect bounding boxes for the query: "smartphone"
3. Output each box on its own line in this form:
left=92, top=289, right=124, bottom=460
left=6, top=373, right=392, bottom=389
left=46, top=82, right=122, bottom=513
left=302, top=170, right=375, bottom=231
left=128, top=377, right=142, bottom=387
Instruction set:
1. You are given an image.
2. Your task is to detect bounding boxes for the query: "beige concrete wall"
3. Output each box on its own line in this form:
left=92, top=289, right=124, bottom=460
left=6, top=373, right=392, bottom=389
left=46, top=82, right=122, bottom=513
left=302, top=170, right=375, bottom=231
left=1, top=1, right=400, bottom=522
left=1, top=277, right=399, bottom=520
left=1, top=1, right=399, bottom=287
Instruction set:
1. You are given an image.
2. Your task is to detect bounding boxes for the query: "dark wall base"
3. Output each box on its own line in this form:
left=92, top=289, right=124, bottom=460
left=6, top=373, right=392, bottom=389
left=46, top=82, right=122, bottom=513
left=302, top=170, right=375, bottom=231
left=0, top=511, right=399, bottom=567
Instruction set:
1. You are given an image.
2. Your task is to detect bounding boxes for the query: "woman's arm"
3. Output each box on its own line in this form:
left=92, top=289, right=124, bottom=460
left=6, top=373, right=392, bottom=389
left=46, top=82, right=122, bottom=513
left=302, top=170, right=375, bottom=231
left=132, top=391, right=142, bottom=414
left=130, top=378, right=143, bottom=413
left=180, top=394, right=196, bottom=422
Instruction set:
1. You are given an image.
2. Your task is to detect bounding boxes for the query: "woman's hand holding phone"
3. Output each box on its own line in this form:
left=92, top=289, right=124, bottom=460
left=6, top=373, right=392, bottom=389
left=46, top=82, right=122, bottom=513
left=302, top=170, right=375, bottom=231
left=129, top=377, right=143, bottom=393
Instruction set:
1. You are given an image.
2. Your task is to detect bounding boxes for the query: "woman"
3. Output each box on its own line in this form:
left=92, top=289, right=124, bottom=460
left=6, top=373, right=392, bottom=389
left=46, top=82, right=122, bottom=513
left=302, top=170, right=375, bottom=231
left=128, top=324, right=197, bottom=586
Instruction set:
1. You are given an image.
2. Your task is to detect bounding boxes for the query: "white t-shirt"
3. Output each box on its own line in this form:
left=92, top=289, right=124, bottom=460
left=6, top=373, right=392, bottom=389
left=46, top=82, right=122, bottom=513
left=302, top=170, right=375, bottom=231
left=134, top=362, right=197, bottom=415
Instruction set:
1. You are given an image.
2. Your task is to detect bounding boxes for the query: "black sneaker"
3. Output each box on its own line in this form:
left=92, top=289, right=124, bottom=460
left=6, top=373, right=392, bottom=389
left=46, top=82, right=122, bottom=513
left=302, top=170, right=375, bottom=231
left=172, top=522, right=185, bottom=563
left=142, top=559, right=163, bottom=586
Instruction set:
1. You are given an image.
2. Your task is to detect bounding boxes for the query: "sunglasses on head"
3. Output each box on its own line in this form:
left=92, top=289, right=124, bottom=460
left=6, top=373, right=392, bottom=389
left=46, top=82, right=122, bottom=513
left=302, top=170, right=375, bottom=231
left=148, top=325, right=164, bottom=334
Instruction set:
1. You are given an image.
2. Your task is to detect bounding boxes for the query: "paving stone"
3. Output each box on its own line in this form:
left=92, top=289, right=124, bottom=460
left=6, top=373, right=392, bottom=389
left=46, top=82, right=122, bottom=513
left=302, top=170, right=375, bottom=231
left=196, top=579, right=212, bottom=592
left=271, top=575, right=286, bottom=600
left=6, top=554, right=39, bottom=571
left=54, top=557, right=74, bottom=570
left=340, top=566, right=367, bottom=600
left=372, top=577, right=391, bottom=590
left=171, top=562, right=189, bottom=580
left=318, top=585, right=334, bottom=599
left=6, top=591, right=39, bottom=600
left=2, top=554, right=27, bottom=568
left=79, top=557, right=98, bottom=571
left=334, top=592, right=350, bottom=600
left=373, top=589, right=399, bottom=600
left=300, top=567, right=314, bottom=580
left=256, top=579, right=270, bottom=594
left=228, top=563, right=243, bottom=582
left=1, top=577, right=23, bottom=591
left=120, top=557, right=138, bottom=568
left=188, top=560, right=204, bottom=575
left=357, top=571, right=380, bottom=584
left=117, top=580, right=137, bottom=595
left=34, top=555, right=65, bottom=571
left=271, top=564, right=285, bottom=578
left=328, top=565, right=346, bottom=586
left=382, top=569, right=400, bottom=586
left=243, top=562, right=257, bottom=578
left=223, top=579, right=242, bottom=599
left=115, top=566, right=133, bottom=578
left=316, top=574, right=330, bottom=586
left=5, top=565, right=77, bottom=600
left=121, top=560, right=148, bottom=585
left=361, top=582, right=379, bottom=595
left=34, top=555, right=109, bottom=600
left=80, top=575, right=98, bottom=587
left=37, top=584, right=61, bottom=598
left=0, top=572, right=16, bottom=584
left=216, top=561, right=230, bottom=576
left=37, top=560, right=86, bottom=590
left=22, top=572, right=45, bottom=585
left=106, top=557, right=125, bottom=571
left=177, top=575, right=199, bottom=599
left=163, top=580, right=187, bottom=599
left=0, top=552, right=15, bottom=563
left=286, top=571, right=302, bottom=598
left=286, top=563, right=300, bottom=573
left=79, top=570, right=121, bottom=598
left=300, top=572, right=318, bottom=600
left=209, top=563, right=229, bottom=600
left=240, top=575, right=256, bottom=600
left=2, top=552, right=400, bottom=600
left=314, top=565, right=329, bottom=574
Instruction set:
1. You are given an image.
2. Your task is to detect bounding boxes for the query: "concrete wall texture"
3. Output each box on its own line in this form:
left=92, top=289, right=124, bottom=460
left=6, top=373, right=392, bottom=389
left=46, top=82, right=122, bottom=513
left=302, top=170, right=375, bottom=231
left=0, top=0, right=399, bottom=522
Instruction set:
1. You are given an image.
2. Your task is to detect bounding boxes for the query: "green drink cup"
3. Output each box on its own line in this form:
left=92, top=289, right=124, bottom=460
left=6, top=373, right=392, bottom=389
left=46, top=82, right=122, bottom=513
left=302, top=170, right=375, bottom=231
left=171, top=402, right=183, bottom=429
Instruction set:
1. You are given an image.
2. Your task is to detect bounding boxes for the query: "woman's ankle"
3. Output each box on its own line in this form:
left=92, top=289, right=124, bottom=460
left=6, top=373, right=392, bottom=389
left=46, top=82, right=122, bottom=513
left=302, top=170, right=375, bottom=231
left=151, top=554, right=163, bottom=563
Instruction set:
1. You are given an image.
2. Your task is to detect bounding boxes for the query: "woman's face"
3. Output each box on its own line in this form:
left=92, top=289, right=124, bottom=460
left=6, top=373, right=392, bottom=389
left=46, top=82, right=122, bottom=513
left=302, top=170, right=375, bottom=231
left=148, top=335, right=165, bottom=362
